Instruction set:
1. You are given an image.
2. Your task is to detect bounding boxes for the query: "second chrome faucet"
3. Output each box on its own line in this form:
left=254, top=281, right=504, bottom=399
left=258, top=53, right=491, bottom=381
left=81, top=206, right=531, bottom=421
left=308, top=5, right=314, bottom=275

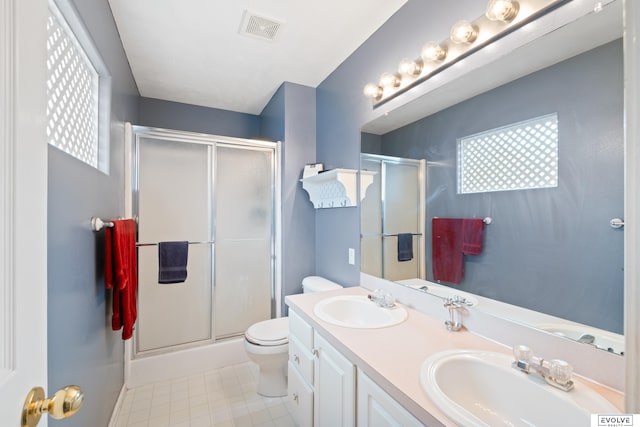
left=512, top=344, right=574, bottom=391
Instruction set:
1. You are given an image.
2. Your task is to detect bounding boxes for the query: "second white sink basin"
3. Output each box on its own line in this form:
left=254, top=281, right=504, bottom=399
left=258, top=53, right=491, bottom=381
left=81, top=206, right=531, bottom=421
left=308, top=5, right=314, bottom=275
left=420, top=350, right=619, bottom=426
left=313, top=295, right=408, bottom=328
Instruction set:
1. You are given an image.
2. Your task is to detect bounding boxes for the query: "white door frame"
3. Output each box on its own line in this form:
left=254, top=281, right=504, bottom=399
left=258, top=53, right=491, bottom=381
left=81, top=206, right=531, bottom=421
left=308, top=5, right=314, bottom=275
left=624, top=0, right=640, bottom=412
left=0, top=0, right=49, bottom=424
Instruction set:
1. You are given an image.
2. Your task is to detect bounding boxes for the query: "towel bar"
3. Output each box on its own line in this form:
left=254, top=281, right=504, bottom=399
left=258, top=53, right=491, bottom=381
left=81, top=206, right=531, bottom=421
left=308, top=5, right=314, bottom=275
left=610, top=218, right=625, bottom=229
left=432, top=216, right=492, bottom=224
left=136, top=241, right=215, bottom=247
left=91, top=217, right=114, bottom=231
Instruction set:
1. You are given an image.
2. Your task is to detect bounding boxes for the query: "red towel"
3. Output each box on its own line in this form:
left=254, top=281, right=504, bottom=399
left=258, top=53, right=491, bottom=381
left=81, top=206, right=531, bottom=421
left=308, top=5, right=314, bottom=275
left=432, top=218, right=485, bottom=284
left=105, top=219, right=137, bottom=340
left=432, top=218, right=464, bottom=284
left=462, top=219, right=485, bottom=255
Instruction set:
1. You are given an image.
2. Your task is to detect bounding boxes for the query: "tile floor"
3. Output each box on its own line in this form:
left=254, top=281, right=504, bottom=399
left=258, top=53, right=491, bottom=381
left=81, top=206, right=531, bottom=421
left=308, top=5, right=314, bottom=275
left=115, top=362, right=296, bottom=427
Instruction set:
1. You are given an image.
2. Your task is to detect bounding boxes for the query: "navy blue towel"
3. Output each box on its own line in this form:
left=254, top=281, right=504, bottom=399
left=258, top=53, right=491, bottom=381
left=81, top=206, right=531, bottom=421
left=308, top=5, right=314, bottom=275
left=397, top=233, right=414, bottom=262
left=158, top=241, right=189, bottom=284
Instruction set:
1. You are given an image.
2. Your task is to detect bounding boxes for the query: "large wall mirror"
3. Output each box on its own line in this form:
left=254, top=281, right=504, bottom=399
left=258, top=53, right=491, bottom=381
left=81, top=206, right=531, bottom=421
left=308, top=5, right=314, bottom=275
left=360, top=0, right=624, bottom=355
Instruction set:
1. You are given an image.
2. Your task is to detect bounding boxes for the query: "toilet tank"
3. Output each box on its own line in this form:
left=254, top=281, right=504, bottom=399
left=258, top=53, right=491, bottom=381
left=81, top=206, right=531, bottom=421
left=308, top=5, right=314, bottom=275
left=302, top=276, right=342, bottom=293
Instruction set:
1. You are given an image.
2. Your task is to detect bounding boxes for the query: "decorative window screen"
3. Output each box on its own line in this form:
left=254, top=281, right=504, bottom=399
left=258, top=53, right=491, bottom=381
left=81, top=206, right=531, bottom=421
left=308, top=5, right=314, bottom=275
left=46, top=2, right=101, bottom=169
left=457, top=113, right=558, bottom=194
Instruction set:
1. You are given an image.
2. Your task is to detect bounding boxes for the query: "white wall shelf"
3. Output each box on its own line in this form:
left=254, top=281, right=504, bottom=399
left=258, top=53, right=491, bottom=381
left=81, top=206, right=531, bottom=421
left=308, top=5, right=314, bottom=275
left=300, top=168, right=364, bottom=209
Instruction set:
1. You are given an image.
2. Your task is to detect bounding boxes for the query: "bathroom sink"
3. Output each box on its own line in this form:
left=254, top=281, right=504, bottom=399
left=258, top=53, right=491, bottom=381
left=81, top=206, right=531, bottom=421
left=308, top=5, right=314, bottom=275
left=420, top=350, right=619, bottom=427
left=537, top=323, right=624, bottom=354
left=313, top=295, right=408, bottom=328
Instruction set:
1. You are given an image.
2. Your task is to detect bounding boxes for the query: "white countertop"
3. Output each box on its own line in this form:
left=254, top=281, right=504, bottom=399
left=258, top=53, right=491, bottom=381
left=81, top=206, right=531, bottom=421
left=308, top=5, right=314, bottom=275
left=285, top=286, right=624, bottom=426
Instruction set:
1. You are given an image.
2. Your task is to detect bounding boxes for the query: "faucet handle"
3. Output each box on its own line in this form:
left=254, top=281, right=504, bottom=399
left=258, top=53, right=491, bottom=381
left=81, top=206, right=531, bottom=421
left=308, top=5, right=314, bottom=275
left=513, top=344, right=533, bottom=363
left=549, top=359, right=573, bottom=385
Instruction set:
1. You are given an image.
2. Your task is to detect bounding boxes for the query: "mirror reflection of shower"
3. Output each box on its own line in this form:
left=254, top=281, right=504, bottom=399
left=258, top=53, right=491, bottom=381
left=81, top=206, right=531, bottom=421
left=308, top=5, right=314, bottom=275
left=360, top=154, right=425, bottom=281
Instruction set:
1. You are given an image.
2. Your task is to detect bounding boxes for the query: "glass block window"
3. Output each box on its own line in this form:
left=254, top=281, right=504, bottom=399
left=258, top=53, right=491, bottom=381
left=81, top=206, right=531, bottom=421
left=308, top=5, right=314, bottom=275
left=46, top=0, right=110, bottom=171
left=457, top=113, right=558, bottom=194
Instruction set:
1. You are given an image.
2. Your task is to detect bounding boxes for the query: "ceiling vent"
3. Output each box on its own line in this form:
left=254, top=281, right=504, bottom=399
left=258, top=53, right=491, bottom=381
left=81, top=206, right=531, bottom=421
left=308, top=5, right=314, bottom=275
left=239, top=10, right=283, bottom=42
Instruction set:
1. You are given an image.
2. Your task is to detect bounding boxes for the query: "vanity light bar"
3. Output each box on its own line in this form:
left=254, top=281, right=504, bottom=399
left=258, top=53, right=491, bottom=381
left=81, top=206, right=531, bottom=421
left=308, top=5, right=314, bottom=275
left=363, top=0, right=570, bottom=106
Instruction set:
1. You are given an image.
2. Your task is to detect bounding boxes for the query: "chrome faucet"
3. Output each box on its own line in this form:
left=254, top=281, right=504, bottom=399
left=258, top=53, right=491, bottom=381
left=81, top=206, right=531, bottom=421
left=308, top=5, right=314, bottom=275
left=367, top=289, right=396, bottom=308
left=577, top=333, right=595, bottom=345
left=443, top=297, right=464, bottom=331
left=512, top=345, right=574, bottom=391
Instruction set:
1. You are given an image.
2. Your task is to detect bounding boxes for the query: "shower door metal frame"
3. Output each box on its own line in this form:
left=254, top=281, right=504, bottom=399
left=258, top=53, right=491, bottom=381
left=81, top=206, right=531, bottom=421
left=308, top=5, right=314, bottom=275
left=360, top=153, right=426, bottom=280
left=130, top=125, right=281, bottom=358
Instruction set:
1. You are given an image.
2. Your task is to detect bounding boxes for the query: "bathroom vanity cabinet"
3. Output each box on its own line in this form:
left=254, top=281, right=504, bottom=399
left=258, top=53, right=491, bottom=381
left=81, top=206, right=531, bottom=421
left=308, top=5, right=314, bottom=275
left=286, top=286, right=625, bottom=426
left=357, top=370, right=423, bottom=427
left=288, top=308, right=418, bottom=427
left=288, top=309, right=355, bottom=426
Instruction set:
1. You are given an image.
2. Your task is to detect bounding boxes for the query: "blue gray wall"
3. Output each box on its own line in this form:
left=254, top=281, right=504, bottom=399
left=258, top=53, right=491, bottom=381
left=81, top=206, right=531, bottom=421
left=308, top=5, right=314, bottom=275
left=315, top=0, right=484, bottom=286
left=374, top=40, right=624, bottom=333
left=261, top=83, right=317, bottom=312
left=138, top=96, right=261, bottom=139
left=47, top=0, right=138, bottom=426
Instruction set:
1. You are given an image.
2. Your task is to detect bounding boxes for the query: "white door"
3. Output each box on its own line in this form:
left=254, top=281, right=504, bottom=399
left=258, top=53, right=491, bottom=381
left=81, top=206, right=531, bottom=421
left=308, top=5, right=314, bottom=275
left=314, top=332, right=355, bottom=427
left=0, top=0, right=49, bottom=425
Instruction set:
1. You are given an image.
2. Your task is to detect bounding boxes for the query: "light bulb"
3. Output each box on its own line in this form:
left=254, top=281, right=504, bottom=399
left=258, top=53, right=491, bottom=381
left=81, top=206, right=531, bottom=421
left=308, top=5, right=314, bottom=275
left=421, top=41, right=447, bottom=62
left=379, top=72, right=401, bottom=88
left=486, top=0, right=519, bottom=22
left=397, top=58, right=422, bottom=76
left=450, top=20, right=478, bottom=44
left=363, top=83, right=383, bottom=100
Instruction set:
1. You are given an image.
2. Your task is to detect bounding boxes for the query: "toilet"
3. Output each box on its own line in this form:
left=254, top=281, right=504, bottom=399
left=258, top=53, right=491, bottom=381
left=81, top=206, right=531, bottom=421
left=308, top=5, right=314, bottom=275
left=244, top=276, right=343, bottom=397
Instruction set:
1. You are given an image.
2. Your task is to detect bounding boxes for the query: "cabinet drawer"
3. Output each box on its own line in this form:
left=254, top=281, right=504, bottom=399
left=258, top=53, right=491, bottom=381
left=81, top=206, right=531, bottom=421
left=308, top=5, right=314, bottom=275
left=289, top=309, right=314, bottom=350
left=289, top=335, right=314, bottom=385
left=288, top=361, right=314, bottom=427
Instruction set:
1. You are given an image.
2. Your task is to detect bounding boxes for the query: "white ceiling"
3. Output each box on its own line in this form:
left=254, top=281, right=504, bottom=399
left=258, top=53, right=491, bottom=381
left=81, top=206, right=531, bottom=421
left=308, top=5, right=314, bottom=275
left=108, top=0, right=407, bottom=115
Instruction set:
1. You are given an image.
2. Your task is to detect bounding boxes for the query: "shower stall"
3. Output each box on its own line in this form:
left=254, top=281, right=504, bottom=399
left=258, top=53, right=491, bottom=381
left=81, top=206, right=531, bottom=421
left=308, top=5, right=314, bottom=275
left=360, top=153, right=425, bottom=281
left=129, top=126, right=280, bottom=361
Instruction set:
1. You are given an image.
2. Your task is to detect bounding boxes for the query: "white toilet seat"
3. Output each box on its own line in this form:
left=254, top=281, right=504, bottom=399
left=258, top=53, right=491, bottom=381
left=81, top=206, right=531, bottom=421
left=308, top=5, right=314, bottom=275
left=245, top=317, right=289, bottom=346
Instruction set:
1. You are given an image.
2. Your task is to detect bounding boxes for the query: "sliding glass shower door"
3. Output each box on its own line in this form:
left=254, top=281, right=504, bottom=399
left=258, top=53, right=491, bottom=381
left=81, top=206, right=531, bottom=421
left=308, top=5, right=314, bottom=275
left=361, top=154, right=425, bottom=281
left=133, top=128, right=277, bottom=356
left=214, top=145, right=275, bottom=339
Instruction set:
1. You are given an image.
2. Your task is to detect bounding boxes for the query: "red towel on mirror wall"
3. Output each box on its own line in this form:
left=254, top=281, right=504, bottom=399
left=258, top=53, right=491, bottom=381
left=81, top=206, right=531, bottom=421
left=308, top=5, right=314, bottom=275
left=105, top=219, right=137, bottom=340
left=462, top=219, right=485, bottom=255
left=432, top=218, right=485, bottom=284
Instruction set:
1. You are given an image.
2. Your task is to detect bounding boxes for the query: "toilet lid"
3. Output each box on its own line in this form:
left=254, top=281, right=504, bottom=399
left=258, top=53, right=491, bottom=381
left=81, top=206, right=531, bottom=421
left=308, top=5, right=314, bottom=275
left=245, top=317, right=289, bottom=346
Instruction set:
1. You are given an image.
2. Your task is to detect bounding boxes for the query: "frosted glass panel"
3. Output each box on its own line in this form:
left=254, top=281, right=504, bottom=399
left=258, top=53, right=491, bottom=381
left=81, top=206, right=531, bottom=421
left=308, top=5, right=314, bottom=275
left=214, top=240, right=272, bottom=338
left=215, top=146, right=273, bottom=339
left=361, top=236, right=382, bottom=277
left=137, top=245, right=212, bottom=351
left=383, top=236, right=419, bottom=281
left=361, top=159, right=382, bottom=277
left=384, top=163, right=419, bottom=234
left=383, top=163, right=420, bottom=280
left=136, top=137, right=212, bottom=352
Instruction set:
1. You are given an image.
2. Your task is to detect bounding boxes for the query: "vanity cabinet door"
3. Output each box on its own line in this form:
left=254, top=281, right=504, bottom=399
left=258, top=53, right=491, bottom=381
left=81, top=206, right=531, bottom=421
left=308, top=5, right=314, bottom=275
left=314, top=331, right=355, bottom=427
left=288, top=361, right=314, bottom=427
left=289, top=334, right=314, bottom=385
left=357, top=370, right=423, bottom=427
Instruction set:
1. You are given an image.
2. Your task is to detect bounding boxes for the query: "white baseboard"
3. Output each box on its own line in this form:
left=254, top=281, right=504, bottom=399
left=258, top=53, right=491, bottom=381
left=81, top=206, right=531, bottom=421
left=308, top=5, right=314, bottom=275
left=107, top=384, right=128, bottom=427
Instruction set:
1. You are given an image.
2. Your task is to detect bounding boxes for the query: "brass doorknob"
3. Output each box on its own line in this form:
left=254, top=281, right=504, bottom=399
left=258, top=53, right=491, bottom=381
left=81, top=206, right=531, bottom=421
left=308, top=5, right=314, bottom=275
left=21, top=385, right=84, bottom=427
